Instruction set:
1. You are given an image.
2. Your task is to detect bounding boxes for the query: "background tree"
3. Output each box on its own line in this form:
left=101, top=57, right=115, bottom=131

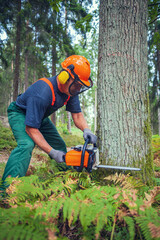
left=0, top=0, right=96, bottom=131
left=148, top=0, right=160, bottom=135
left=97, top=0, right=153, bottom=182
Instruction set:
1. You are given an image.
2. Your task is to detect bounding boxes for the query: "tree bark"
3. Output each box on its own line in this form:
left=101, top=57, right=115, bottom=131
left=94, top=88, right=97, bottom=133
left=13, top=0, right=21, bottom=101
left=24, top=20, right=29, bottom=91
left=51, top=43, right=57, bottom=126
left=65, top=2, right=71, bottom=133
left=97, top=0, right=153, bottom=182
left=50, top=10, right=57, bottom=126
left=157, top=49, right=160, bottom=135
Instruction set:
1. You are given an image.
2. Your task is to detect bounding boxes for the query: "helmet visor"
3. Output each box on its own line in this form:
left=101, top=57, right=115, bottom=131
left=69, top=78, right=93, bottom=96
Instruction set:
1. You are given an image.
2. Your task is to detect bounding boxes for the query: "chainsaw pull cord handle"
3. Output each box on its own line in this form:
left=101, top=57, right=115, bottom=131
left=78, top=137, right=90, bottom=172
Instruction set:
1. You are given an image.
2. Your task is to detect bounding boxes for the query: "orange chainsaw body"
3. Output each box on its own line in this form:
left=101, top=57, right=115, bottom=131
left=65, top=149, right=89, bottom=167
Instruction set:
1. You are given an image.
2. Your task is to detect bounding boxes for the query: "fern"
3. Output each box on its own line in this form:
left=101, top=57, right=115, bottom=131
left=6, top=176, right=52, bottom=205
left=104, top=173, right=144, bottom=190
left=155, top=193, right=160, bottom=203
left=0, top=224, right=48, bottom=240
left=34, top=185, right=121, bottom=236
left=1, top=163, right=160, bottom=240
left=0, top=207, right=49, bottom=240
left=136, top=217, right=152, bottom=240
left=124, top=216, right=135, bottom=240
left=153, top=177, right=160, bottom=186
left=135, top=208, right=160, bottom=240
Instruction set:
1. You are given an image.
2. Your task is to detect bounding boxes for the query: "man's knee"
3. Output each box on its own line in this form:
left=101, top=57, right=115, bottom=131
left=19, top=140, right=35, bottom=151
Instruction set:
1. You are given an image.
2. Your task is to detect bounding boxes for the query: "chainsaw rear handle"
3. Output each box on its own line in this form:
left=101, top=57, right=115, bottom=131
left=77, top=136, right=96, bottom=172
left=85, top=135, right=97, bottom=147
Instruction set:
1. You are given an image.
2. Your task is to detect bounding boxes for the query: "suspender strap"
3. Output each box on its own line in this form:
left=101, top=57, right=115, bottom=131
left=64, top=96, right=70, bottom=105
left=39, top=78, right=55, bottom=106
left=38, top=78, right=70, bottom=106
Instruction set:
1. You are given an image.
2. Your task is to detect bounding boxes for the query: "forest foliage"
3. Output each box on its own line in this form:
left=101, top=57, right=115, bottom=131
left=0, top=0, right=159, bottom=133
left=0, top=0, right=98, bottom=131
left=0, top=0, right=160, bottom=239
left=0, top=123, right=160, bottom=240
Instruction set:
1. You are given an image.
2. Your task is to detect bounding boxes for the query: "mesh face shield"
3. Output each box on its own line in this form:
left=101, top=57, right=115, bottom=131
left=69, top=77, right=93, bottom=96
left=67, top=64, right=93, bottom=96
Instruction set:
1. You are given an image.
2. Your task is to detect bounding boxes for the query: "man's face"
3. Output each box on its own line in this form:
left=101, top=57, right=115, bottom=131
left=64, top=77, right=82, bottom=96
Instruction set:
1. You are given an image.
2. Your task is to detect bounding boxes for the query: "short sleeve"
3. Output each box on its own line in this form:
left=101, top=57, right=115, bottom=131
left=66, top=95, right=81, bottom=113
left=25, top=97, right=49, bottom=128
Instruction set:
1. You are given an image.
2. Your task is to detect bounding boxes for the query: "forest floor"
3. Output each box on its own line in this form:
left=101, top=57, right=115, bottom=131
left=0, top=121, right=160, bottom=180
left=0, top=121, right=160, bottom=240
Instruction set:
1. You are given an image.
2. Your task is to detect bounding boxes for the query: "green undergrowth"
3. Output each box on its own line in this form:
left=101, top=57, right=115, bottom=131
left=0, top=122, right=17, bottom=151
left=0, top=163, right=160, bottom=240
left=0, top=121, right=83, bottom=151
left=0, top=123, right=160, bottom=239
left=152, top=135, right=160, bottom=156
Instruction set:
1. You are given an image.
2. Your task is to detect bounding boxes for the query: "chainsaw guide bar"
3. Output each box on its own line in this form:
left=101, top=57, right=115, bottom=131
left=65, top=138, right=141, bottom=172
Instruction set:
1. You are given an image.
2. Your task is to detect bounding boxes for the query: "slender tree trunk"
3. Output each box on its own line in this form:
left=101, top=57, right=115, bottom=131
left=33, top=30, right=37, bottom=83
left=97, top=0, right=153, bottom=182
left=50, top=11, right=57, bottom=126
left=13, top=0, right=21, bottom=101
left=157, top=49, right=160, bottom=135
left=64, top=2, right=71, bottom=133
left=9, top=45, right=14, bottom=104
left=158, top=108, right=160, bottom=136
left=51, top=42, right=57, bottom=126
left=25, top=52, right=28, bottom=91
left=94, top=88, right=97, bottom=133
left=24, top=20, right=29, bottom=91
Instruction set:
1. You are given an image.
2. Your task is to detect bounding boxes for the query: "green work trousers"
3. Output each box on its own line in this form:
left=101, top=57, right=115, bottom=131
left=2, top=102, right=68, bottom=181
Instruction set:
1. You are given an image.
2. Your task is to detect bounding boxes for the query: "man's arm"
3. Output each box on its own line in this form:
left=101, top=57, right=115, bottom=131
left=71, top=112, right=97, bottom=144
left=26, top=126, right=65, bottom=163
left=71, top=112, right=89, bottom=131
left=25, top=126, right=52, bottom=154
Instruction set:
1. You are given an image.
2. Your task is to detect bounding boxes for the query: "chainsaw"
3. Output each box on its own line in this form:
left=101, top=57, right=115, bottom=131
left=64, top=137, right=141, bottom=172
left=65, top=137, right=99, bottom=173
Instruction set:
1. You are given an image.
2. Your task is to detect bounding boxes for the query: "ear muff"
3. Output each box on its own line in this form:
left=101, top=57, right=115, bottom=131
left=58, top=70, right=70, bottom=84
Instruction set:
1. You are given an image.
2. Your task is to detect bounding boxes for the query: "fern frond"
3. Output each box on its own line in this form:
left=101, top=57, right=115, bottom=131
left=0, top=207, right=49, bottom=240
left=135, top=217, right=152, bottom=240
left=104, top=173, right=144, bottom=190
left=135, top=208, right=160, bottom=240
left=124, top=216, right=135, bottom=240
left=0, top=223, right=48, bottom=240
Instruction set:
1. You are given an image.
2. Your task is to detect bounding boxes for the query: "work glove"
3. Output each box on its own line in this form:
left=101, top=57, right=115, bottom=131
left=83, top=128, right=97, bottom=144
left=49, top=149, right=65, bottom=163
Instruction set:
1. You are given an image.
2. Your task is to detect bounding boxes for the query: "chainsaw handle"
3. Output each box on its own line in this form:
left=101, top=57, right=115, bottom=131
left=85, top=135, right=97, bottom=148
left=77, top=137, right=90, bottom=172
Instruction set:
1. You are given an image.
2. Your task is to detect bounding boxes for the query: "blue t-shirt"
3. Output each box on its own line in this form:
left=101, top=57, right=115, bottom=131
left=16, top=76, right=81, bottom=128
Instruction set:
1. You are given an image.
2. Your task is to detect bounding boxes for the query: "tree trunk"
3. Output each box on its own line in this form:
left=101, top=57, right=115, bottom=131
left=157, top=49, right=160, bottom=135
left=94, top=87, right=97, bottom=133
left=24, top=52, right=28, bottom=91
left=33, top=30, right=37, bottom=83
left=64, top=2, right=71, bottom=133
left=50, top=11, right=57, bottom=126
left=97, top=0, right=153, bottom=182
left=24, top=20, right=29, bottom=91
left=13, top=0, right=21, bottom=101
left=51, top=44, right=57, bottom=126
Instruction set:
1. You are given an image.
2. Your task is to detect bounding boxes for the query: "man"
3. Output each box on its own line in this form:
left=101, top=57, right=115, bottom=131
left=2, top=55, right=97, bottom=181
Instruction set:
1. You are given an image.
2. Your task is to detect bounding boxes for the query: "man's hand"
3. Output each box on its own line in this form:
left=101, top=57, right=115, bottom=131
left=49, top=149, right=65, bottom=163
left=83, top=128, right=97, bottom=144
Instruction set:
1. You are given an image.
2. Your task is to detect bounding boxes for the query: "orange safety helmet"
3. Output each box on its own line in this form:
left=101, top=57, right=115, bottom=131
left=61, top=55, right=91, bottom=87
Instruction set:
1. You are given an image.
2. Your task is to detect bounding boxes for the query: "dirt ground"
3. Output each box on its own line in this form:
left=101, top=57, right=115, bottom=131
left=0, top=151, right=9, bottom=164
left=0, top=147, right=71, bottom=170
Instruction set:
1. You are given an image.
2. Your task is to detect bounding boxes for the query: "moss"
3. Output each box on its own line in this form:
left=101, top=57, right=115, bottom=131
left=97, top=94, right=154, bottom=184
left=141, top=94, right=154, bottom=184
